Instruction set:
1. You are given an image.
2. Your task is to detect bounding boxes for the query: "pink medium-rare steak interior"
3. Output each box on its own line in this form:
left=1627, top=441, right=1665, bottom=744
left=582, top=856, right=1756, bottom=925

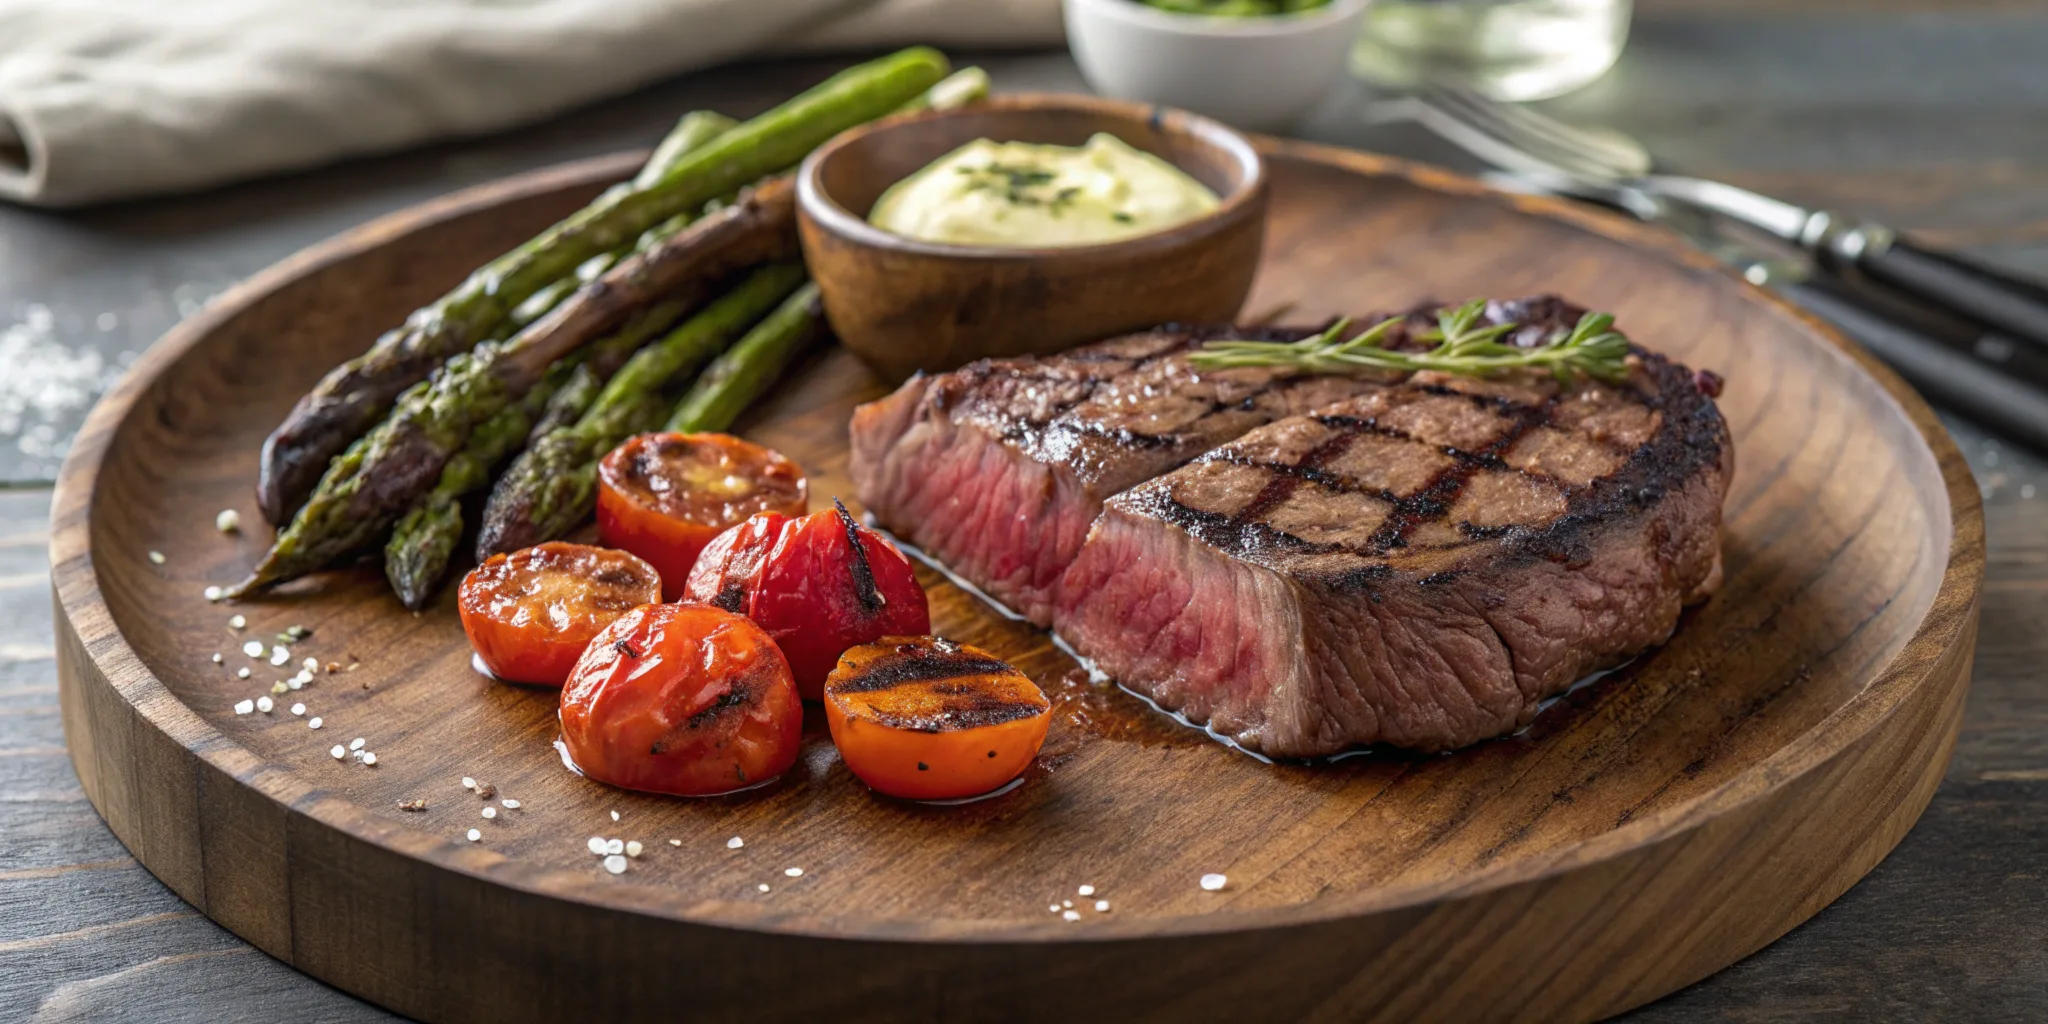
left=1053, top=343, right=1732, bottom=757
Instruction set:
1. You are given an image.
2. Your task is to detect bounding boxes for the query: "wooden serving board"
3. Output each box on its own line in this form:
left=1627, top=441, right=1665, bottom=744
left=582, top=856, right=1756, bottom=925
left=52, top=140, right=1983, bottom=1023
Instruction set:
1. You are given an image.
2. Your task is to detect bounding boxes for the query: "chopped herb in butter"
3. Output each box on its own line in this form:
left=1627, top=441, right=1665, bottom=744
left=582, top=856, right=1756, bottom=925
left=868, top=133, right=1220, bottom=247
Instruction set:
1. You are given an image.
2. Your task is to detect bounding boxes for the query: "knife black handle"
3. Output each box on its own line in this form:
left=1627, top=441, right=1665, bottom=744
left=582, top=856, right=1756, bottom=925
left=1781, top=276, right=2048, bottom=453
left=1848, top=235, right=2048, bottom=356
left=1806, top=267, right=2048, bottom=394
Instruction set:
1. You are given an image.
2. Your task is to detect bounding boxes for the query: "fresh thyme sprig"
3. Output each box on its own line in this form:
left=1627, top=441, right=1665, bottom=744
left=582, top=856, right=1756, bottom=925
left=1189, top=299, right=1633, bottom=384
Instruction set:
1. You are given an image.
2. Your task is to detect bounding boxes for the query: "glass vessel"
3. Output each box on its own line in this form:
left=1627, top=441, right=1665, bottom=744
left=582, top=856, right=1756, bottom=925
left=1350, top=0, right=1632, bottom=101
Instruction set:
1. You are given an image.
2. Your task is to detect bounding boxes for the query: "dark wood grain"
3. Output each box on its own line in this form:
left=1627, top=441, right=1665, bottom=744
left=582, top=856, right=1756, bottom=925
left=6, top=5, right=2048, bottom=1021
left=798, top=94, right=1267, bottom=380
left=43, top=133, right=1983, bottom=1022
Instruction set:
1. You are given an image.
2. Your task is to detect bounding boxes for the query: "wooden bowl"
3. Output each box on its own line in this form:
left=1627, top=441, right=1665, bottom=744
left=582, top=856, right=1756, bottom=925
left=796, top=93, right=1268, bottom=382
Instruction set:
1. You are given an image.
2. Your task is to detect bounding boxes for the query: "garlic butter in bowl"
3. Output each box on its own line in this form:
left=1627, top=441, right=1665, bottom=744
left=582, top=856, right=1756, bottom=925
left=796, top=94, right=1267, bottom=381
left=868, top=133, right=1221, bottom=248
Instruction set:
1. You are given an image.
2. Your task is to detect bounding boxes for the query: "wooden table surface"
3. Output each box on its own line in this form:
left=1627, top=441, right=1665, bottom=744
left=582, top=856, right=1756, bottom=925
left=3, top=2, right=2045, bottom=1019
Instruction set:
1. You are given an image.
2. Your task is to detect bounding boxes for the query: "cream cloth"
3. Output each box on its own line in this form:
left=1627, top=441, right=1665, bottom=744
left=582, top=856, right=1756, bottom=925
left=0, top=0, right=1062, bottom=207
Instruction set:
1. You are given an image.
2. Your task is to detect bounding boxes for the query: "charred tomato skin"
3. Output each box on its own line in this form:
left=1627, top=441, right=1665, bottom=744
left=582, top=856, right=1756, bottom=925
left=596, top=432, right=808, bottom=600
left=684, top=504, right=931, bottom=700
left=825, top=636, right=1051, bottom=801
left=458, top=542, right=661, bottom=686
left=559, top=602, right=802, bottom=797
left=682, top=511, right=792, bottom=613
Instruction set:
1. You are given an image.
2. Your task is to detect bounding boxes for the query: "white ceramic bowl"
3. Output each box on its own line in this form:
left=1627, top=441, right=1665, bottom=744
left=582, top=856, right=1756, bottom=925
left=1063, top=0, right=1371, bottom=133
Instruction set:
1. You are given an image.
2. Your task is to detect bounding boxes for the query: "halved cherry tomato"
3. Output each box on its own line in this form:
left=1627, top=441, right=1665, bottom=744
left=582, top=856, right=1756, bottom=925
left=825, top=636, right=1050, bottom=801
left=682, top=501, right=930, bottom=700
left=596, top=432, right=807, bottom=600
left=559, top=602, right=802, bottom=796
left=458, top=542, right=660, bottom=686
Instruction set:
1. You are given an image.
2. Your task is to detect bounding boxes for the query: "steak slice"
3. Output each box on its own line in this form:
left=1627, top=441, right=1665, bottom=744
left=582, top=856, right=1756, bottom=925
left=848, top=300, right=1588, bottom=625
left=1053, top=342, right=1731, bottom=757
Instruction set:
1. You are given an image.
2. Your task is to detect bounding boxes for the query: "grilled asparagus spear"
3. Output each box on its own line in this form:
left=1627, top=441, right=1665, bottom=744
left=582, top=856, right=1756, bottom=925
left=665, top=283, right=827, bottom=433
left=253, top=110, right=735, bottom=526
left=255, top=48, right=947, bottom=524
left=380, top=293, right=700, bottom=607
left=229, top=180, right=798, bottom=596
left=475, top=264, right=808, bottom=559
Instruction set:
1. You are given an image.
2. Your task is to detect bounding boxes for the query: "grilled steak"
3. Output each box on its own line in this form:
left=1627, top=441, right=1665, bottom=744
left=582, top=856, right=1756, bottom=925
left=849, top=303, right=1589, bottom=625
left=1052, top=340, right=1731, bottom=756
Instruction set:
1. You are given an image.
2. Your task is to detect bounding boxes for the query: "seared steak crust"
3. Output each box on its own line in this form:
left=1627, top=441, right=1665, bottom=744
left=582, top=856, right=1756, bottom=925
left=1054, top=342, right=1731, bottom=756
left=849, top=300, right=1593, bottom=625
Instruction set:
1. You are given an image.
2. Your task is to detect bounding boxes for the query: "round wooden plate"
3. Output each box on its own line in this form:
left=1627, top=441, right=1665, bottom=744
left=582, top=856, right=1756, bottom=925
left=52, top=140, right=1983, bottom=1024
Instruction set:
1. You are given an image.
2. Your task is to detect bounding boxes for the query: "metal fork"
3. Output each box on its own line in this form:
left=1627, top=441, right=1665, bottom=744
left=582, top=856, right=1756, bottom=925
left=1398, top=82, right=2048, bottom=358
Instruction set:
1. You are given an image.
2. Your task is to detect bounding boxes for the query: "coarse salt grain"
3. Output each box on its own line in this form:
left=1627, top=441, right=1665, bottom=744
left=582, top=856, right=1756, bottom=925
left=625, top=841, right=643, bottom=857
left=216, top=509, right=241, bottom=533
left=1048, top=904, right=1061, bottom=913
left=255, top=696, right=273, bottom=713
left=242, top=640, right=264, bottom=657
left=726, top=836, right=744, bottom=849
left=758, top=884, right=771, bottom=893
left=668, top=839, right=682, bottom=847
left=587, top=837, right=607, bottom=856
left=784, top=867, right=803, bottom=878
left=148, top=550, right=165, bottom=565
left=229, top=615, right=247, bottom=629
left=1200, top=873, right=1227, bottom=892
left=211, top=653, right=223, bottom=663
left=1062, top=900, right=1073, bottom=909
left=361, top=752, right=377, bottom=765
left=290, top=703, right=305, bottom=716
left=481, top=807, right=496, bottom=819
left=330, top=745, right=345, bottom=759
left=269, top=647, right=290, bottom=666
left=308, top=717, right=323, bottom=729
left=303, top=657, right=319, bottom=672
left=1062, top=910, right=1081, bottom=922
left=467, top=829, right=481, bottom=842
left=236, top=668, right=251, bottom=679
left=603, top=855, right=627, bottom=875
left=1095, top=900, right=1110, bottom=913
left=233, top=699, right=254, bottom=715
left=605, top=839, right=624, bottom=856
left=1078, top=884, right=1095, bottom=897
left=204, top=586, right=223, bottom=602
left=610, top=810, right=620, bottom=822
left=462, top=777, right=476, bottom=789
left=501, top=799, right=520, bottom=809
left=350, top=738, right=365, bottom=751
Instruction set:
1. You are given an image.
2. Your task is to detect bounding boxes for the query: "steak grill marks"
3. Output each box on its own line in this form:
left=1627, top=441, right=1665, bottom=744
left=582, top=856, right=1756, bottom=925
left=990, top=324, right=1325, bottom=452
left=1140, top=367, right=1684, bottom=576
left=982, top=307, right=1569, bottom=458
left=1353, top=396, right=1552, bottom=553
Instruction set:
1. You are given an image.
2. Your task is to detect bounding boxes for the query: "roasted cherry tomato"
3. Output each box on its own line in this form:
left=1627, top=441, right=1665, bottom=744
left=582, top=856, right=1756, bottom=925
left=458, top=542, right=660, bottom=686
left=682, top=501, right=930, bottom=700
left=559, top=602, right=802, bottom=796
left=596, top=432, right=807, bottom=600
left=825, top=636, right=1051, bottom=801
left=683, top=510, right=791, bottom=609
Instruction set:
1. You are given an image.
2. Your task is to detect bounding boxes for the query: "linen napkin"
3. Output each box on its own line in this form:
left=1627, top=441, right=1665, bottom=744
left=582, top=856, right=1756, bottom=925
left=0, top=0, right=1062, bottom=207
